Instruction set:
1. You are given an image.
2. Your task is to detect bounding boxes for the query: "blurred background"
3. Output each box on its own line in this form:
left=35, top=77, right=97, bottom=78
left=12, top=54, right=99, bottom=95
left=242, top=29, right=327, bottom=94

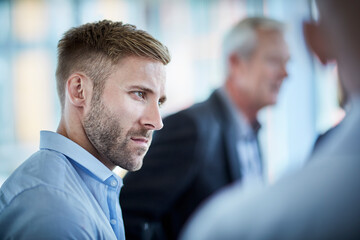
left=0, top=0, right=343, bottom=186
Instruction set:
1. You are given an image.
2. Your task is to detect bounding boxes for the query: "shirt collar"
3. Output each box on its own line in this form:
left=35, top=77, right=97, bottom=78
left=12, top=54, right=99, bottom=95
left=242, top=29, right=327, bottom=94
left=39, top=130, right=116, bottom=182
left=218, top=87, right=261, bottom=138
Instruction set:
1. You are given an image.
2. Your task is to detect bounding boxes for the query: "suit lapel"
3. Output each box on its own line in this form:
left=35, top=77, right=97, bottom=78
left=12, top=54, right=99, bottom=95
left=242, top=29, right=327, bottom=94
left=223, top=124, right=242, bottom=181
left=209, top=90, right=242, bottom=181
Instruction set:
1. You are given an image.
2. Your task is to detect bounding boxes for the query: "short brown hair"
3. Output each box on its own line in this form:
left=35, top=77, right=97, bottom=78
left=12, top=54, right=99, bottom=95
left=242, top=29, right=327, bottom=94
left=56, top=20, right=171, bottom=110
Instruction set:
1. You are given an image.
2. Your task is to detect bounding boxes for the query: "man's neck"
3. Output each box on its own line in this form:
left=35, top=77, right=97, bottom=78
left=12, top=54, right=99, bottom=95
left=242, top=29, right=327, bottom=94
left=224, top=83, right=259, bottom=125
left=57, top=116, right=116, bottom=171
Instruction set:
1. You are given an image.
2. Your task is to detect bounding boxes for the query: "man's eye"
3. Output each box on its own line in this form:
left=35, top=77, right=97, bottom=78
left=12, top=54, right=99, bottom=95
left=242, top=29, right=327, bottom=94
left=134, top=91, right=145, bottom=99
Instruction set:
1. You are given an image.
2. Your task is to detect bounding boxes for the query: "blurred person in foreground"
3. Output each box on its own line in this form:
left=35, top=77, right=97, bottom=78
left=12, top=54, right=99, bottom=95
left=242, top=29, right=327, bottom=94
left=312, top=74, right=349, bottom=152
left=120, top=17, right=289, bottom=240
left=0, top=20, right=170, bottom=239
left=180, top=0, right=360, bottom=239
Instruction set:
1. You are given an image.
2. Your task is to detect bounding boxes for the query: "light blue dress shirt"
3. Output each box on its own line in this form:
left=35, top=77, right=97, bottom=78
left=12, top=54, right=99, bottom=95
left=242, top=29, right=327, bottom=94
left=0, top=131, right=125, bottom=239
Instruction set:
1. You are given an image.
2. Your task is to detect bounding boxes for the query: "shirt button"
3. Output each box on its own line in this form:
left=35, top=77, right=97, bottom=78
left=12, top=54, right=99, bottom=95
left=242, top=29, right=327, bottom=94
left=110, top=180, right=117, bottom=187
left=110, top=219, right=117, bottom=225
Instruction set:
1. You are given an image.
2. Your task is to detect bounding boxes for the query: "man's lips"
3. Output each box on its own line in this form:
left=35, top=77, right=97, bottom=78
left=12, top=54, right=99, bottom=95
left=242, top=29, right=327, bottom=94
left=270, top=82, right=282, bottom=92
left=130, top=137, right=149, bottom=145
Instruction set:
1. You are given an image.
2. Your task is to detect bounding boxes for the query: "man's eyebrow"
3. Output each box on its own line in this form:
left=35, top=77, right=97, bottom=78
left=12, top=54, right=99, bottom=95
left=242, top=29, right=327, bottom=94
left=159, top=95, right=167, bottom=104
left=129, top=85, right=154, bottom=93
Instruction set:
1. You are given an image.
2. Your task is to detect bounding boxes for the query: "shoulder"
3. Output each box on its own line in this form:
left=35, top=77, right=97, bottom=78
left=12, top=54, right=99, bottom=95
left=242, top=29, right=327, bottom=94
left=0, top=150, right=77, bottom=206
left=0, top=185, right=96, bottom=239
left=183, top=152, right=360, bottom=240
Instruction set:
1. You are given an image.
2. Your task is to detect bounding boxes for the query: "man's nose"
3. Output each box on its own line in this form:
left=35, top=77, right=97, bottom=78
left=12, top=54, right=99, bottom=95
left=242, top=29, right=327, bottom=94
left=140, top=102, right=164, bottom=131
left=280, top=64, right=288, bottom=79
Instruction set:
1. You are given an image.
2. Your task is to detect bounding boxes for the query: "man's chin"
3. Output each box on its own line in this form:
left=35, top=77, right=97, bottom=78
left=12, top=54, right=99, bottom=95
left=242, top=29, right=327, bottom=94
left=125, top=158, right=144, bottom=172
left=267, top=95, right=279, bottom=106
left=112, top=147, right=148, bottom=171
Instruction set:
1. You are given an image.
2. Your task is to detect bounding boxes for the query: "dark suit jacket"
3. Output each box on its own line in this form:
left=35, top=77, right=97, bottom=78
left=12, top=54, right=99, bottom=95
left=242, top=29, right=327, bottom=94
left=120, top=89, right=250, bottom=240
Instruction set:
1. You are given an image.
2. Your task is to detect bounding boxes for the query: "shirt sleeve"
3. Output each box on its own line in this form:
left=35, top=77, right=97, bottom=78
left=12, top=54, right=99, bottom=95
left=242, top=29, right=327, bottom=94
left=0, top=185, right=97, bottom=240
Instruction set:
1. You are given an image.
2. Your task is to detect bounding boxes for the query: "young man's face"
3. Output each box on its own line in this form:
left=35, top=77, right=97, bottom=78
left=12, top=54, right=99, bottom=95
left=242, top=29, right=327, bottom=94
left=84, top=56, right=166, bottom=171
left=236, top=29, right=290, bottom=110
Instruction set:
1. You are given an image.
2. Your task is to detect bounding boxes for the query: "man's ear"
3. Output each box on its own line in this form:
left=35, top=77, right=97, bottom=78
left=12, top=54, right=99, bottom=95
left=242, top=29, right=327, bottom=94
left=303, top=21, right=335, bottom=65
left=229, top=52, right=241, bottom=67
left=228, top=52, right=245, bottom=76
left=66, top=73, right=92, bottom=108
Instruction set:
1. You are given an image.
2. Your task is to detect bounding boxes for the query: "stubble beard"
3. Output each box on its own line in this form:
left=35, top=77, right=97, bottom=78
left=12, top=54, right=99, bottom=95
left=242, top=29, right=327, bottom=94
left=83, top=98, right=150, bottom=171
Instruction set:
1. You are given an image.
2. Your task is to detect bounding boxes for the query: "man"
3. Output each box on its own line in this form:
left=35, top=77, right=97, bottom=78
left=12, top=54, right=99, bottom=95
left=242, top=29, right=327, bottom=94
left=0, top=20, right=170, bottom=239
left=120, top=17, right=289, bottom=240
left=180, top=1, right=360, bottom=239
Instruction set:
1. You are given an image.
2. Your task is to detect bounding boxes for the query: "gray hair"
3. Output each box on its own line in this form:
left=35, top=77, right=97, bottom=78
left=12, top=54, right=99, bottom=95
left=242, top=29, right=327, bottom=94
left=222, top=17, right=285, bottom=70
